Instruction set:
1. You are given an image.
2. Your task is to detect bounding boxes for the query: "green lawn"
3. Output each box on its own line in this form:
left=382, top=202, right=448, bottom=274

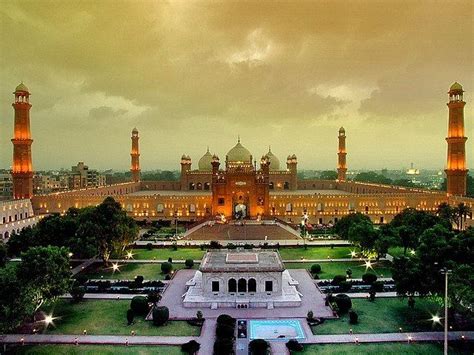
left=313, top=298, right=442, bottom=335
left=42, top=299, right=201, bottom=336
left=278, top=246, right=356, bottom=260
left=78, top=262, right=194, bottom=280
left=11, top=345, right=184, bottom=355
left=300, top=343, right=466, bottom=355
left=388, top=246, right=415, bottom=258
left=131, top=248, right=206, bottom=261
left=284, top=261, right=393, bottom=279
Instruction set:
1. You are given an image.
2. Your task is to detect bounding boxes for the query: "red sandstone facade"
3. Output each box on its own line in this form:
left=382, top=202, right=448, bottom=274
left=130, top=128, right=141, bottom=182
left=11, top=83, right=33, bottom=200
left=337, top=127, right=347, bottom=181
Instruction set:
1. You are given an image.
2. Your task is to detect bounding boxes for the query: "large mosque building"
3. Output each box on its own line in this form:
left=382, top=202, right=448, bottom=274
left=3, top=82, right=473, bottom=231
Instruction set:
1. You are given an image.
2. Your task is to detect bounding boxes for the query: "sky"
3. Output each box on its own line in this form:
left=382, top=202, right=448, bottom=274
left=0, top=0, right=472, bottom=172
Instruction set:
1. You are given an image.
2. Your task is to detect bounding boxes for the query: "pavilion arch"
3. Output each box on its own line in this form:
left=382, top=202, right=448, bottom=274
left=238, top=278, right=247, bottom=292
left=228, top=278, right=237, bottom=293
left=248, top=278, right=257, bottom=292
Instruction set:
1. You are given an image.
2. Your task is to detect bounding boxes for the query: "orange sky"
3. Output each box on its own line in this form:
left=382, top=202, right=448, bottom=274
left=0, top=0, right=472, bottom=171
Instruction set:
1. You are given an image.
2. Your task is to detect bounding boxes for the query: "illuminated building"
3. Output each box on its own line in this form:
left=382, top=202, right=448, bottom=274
left=337, top=127, right=347, bottom=181
left=11, top=83, right=33, bottom=199
left=445, top=82, right=468, bottom=196
left=130, top=128, right=141, bottom=182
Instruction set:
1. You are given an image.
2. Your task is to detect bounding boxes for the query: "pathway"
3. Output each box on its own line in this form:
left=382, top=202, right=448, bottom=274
left=134, top=239, right=350, bottom=246
left=196, top=318, right=216, bottom=355
left=71, top=259, right=96, bottom=276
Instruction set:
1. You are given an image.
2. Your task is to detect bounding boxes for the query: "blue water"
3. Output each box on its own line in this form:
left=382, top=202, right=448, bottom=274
left=249, top=319, right=306, bottom=341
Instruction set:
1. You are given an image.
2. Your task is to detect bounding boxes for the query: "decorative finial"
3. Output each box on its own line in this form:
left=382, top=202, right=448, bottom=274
left=268, top=145, right=272, bottom=153
left=238, top=135, right=240, bottom=143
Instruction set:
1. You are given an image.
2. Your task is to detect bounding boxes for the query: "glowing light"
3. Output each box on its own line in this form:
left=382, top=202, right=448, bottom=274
left=126, top=251, right=134, bottom=259
left=410, top=250, right=416, bottom=255
left=350, top=251, right=357, bottom=258
left=42, top=314, right=57, bottom=328
left=364, top=260, right=373, bottom=270
left=68, top=252, right=73, bottom=257
left=431, top=315, right=441, bottom=324
left=112, top=263, right=120, bottom=273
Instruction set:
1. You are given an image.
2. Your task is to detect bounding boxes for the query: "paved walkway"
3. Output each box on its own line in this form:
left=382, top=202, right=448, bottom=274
left=61, top=293, right=142, bottom=300
left=134, top=239, right=350, bottom=246
left=71, top=259, right=96, bottom=276
left=196, top=318, right=216, bottom=355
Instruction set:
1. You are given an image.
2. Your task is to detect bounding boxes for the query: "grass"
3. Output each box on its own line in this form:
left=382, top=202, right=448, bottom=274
left=300, top=343, right=468, bottom=355
left=284, top=260, right=393, bottom=279
left=388, top=246, right=412, bottom=258
left=78, top=262, right=194, bottom=280
left=313, top=298, right=442, bottom=335
left=11, top=345, right=184, bottom=354
left=130, top=246, right=356, bottom=261
left=278, top=246, right=356, bottom=260
left=131, top=248, right=206, bottom=261
left=42, top=299, right=201, bottom=336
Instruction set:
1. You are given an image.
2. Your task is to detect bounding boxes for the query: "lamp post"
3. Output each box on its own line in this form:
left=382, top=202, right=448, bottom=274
left=440, top=267, right=452, bottom=355
left=300, top=211, right=308, bottom=249
left=174, top=210, right=178, bottom=238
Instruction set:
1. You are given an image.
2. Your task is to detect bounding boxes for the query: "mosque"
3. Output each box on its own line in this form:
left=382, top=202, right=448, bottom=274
left=2, top=82, right=472, bottom=238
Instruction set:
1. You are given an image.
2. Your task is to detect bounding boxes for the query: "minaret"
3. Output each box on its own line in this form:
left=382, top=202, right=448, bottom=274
left=130, top=128, right=141, bottom=182
left=11, top=83, right=33, bottom=199
left=445, top=82, right=468, bottom=196
left=337, top=127, right=347, bottom=181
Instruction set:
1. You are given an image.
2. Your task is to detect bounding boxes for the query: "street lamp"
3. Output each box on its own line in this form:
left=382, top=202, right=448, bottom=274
left=440, top=267, right=452, bottom=355
left=300, top=211, right=308, bottom=250
left=174, top=210, right=178, bottom=238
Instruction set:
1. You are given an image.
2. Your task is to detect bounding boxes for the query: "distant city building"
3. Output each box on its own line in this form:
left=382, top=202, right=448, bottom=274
left=406, top=163, right=420, bottom=176
left=69, top=162, right=106, bottom=190
left=0, top=173, right=13, bottom=199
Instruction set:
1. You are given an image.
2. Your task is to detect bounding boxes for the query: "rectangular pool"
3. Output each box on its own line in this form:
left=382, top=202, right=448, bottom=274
left=249, top=319, right=305, bottom=341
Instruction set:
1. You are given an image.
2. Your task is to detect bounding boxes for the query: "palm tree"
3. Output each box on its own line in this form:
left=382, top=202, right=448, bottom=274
left=456, top=203, right=472, bottom=230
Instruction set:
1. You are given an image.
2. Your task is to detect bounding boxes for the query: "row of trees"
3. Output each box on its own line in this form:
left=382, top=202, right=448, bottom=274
left=334, top=205, right=474, bottom=316
left=6, top=197, right=139, bottom=264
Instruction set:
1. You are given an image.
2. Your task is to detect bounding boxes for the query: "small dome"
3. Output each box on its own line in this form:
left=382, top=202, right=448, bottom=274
left=226, top=138, right=252, bottom=163
left=181, top=154, right=187, bottom=159
left=132, top=127, right=138, bottom=134
left=450, top=82, right=463, bottom=91
left=291, top=154, right=297, bottom=159
left=15, top=82, right=29, bottom=92
left=339, top=126, right=345, bottom=133
left=265, top=146, right=280, bottom=171
left=198, top=148, right=213, bottom=171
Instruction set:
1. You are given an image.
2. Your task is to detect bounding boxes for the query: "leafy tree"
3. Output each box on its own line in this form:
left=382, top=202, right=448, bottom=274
left=334, top=213, right=371, bottom=240
left=185, top=259, right=194, bottom=268
left=70, top=285, right=85, bottom=302
left=396, top=226, right=417, bottom=255
left=147, top=290, right=161, bottom=304
left=362, top=273, right=377, bottom=284
left=334, top=294, right=352, bottom=313
left=0, top=242, right=7, bottom=267
left=0, top=264, right=36, bottom=332
left=319, top=170, right=338, bottom=180
left=437, top=202, right=456, bottom=225
left=130, top=296, right=149, bottom=316
left=348, top=220, right=378, bottom=252
left=286, top=339, right=304, bottom=352
left=152, top=306, right=169, bottom=326
left=249, top=339, right=269, bottom=355
left=310, top=264, right=321, bottom=274
left=453, top=202, right=472, bottom=230
left=354, top=171, right=392, bottom=185
left=16, top=246, right=71, bottom=311
left=161, top=262, right=173, bottom=274
left=181, top=340, right=200, bottom=355
left=349, top=310, right=358, bottom=324
left=127, top=308, right=134, bottom=325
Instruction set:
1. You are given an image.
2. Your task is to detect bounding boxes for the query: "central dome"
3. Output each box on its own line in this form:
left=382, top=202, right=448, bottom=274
left=198, top=148, right=213, bottom=171
left=265, top=147, right=280, bottom=171
left=226, top=138, right=252, bottom=163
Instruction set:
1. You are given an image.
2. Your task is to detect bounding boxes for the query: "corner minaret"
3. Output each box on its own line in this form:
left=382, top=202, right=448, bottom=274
left=130, top=128, right=141, bottom=182
left=337, top=127, right=347, bottom=181
left=445, top=82, right=468, bottom=196
left=12, top=83, right=33, bottom=199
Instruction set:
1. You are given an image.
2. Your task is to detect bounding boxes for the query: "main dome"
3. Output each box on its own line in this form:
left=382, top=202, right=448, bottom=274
left=265, top=147, right=280, bottom=171
left=226, top=139, right=252, bottom=163
left=198, top=148, right=213, bottom=171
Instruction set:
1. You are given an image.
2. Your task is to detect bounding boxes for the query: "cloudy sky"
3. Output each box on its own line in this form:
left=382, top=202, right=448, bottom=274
left=1, top=0, right=472, bottom=171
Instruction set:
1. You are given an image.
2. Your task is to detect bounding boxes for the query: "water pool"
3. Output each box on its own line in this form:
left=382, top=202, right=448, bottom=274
left=249, top=319, right=305, bottom=341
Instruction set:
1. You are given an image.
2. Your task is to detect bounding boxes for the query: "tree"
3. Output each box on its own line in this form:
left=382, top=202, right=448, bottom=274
left=127, top=308, right=134, bottom=325
left=437, top=202, right=456, bottom=225
left=310, top=264, right=321, bottom=274
left=334, top=213, right=371, bottom=240
left=397, top=226, right=417, bottom=255
left=354, top=171, right=392, bottom=185
left=0, top=264, right=36, bottom=332
left=334, top=294, right=352, bottom=314
left=70, top=285, right=85, bottom=302
left=130, top=296, right=149, bottom=316
left=0, top=242, right=7, bottom=267
left=349, top=310, right=358, bottom=324
left=286, top=339, right=304, bottom=352
left=185, top=259, right=194, bottom=268
left=196, top=310, right=203, bottom=320
left=348, top=220, right=378, bottom=252
left=319, top=170, right=338, bottom=180
left=147, top=290, right=161, bottom=304
left=453, top=203, right=472, bottom=230
left=16, top=246, right=72, bottom=311
left=362, top=273, right=377, bottom=284
left=161, top=262, right=173, bottom=274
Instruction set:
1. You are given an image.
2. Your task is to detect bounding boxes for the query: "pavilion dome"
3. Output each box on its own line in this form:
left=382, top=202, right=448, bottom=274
left=226, top=138, right=252, bottom=163
left=15, top=82, right=29, bottom=92
left=339, top=126, right=345, bottom=133
left=265, top=147, right=280, bottom=171
left=450, top=82, right=463, bottom=91
left=198, top=148, right=213, bottom=171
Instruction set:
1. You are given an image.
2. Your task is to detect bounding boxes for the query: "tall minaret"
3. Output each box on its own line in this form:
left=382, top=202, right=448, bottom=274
left=130, top=128, right=141, bottom=182
left=445, top=82, right=468, bottom=196
left=11, top=83, right=33, bottom=199
left=337, top=127, right=347, bottom=181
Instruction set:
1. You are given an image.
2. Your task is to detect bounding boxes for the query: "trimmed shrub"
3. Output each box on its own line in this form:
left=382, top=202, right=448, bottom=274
left=372, top=281, right=384, bottom=292
left=216, top=314, right=236, bottom=327
left=249, top=339, right=269, bottom=355
left=70, top=285, right=85, bottom=302
left=311, top=264, right=322, bottom=274
left=181, top=340, right=200, bottom=354
left=135, top=275, right=144, bottom=287
left=127, top=308, right=134, bottom=325
left=161, top=262, right=173, bottom=274
left=307, top=310, right=314, bottom=320
left=216, top=323, right=235, bottom=338
left=130, top=296, right=149, bottom=316
left=362, top=273, right=377, bottom=284
left=243, top=243, right=254, bottom=249
left=213, top=338, right=234, bottom=355
left=168, top=257, right=173, bottom=263
left=209, top=241, right=221, bottom=249
left=286, top=339, right=304, bottom=352
left=185, top=259, right=194, bottom=269
left=339, top=281, right=352, bottom=292
left=165, top=274, right=171, bottom=280
left=349, top=310, right=358, bottom=324
left=147, top=290, right=161, bottom=304
left=146, top=243, right=153, bottom=250
left=346, top=268, right=353, bottom=278
left=152, top=306, right=169, bottom=326
left=331, top=274, right=347, bottom=286
left=196, top=310, right=203, bottom=320
left=334, top=294, right=352, bottom=314
left=74, top=274, right=89, bottom=286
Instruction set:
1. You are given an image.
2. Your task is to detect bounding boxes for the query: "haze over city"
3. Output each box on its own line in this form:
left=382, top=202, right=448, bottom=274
left=1, top=1, right=472, bottom=171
